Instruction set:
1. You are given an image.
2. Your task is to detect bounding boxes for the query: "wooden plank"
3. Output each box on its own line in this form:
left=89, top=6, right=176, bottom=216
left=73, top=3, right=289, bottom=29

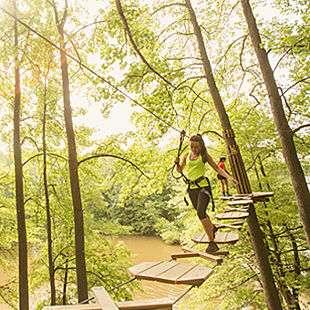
left=171, top=252, right=199, bottom=260
left=192, top=232, right=239, bottom=244
left=228, top=221, right=244, bottom=226
left=128, top=261, right=212, bottom=286
left=177, top=265, right=213, bottom=286
left=219, top=196, right=233, bottom=200
left=182, top=246, right=223, bottom=263
left=116, top=298, right=174, bottom=310
left=224, top=207, right=249, bottom=213
left=227, top=200, right=253, bottom=206
left=214, top=222, right=242, bottom=230
left=156, top=263, right=197, bottom=284
left=137, top=261, right=178, bottom=280
left=43, top=305, right=100, bottom=310
left=128, top=262, right=162, bottom=278
left=233, top=193, right=253, bottom=198
left=43, top=299, right=174, bottom=310
left=92, top=287, right=119, bottom=310
left=215, top=212, right=249, bottom=220
left=252, top=192, right=274, bottom=198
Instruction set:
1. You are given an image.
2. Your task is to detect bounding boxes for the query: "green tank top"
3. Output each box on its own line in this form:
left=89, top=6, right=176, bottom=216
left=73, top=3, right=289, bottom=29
left=186, top=152, right=208, bottom=189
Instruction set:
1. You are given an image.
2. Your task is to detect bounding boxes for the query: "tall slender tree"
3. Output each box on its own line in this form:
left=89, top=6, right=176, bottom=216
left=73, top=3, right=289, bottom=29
left=240, top=0, right=310, bottom=249
left=13, top=1, right=29, bottom=308
left=50, top=0, right=88, bottom=301
left=184, top=0, right=283, bottom=308
left=42, top=74, right=56, bottom=305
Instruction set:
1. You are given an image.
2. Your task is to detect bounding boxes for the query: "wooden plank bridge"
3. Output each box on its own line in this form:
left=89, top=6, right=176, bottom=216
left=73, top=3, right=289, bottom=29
left=43, top=192, right=273, bottom=310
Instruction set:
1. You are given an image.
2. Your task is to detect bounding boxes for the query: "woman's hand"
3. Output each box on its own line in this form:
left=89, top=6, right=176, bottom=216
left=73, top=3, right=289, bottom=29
left=229, top=177, right=239, bottom=187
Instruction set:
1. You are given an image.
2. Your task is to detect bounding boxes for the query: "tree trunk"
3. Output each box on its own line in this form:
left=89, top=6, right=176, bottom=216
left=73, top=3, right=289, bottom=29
left=13, top=2, right=29, bottom=308
left=240, top=0, right=310, bottom=249
left=185, top=1, right=283, bottom=308
left=184, top=0, right=251, bottom=194
left=62, top=259, right=69, bottom=305
left=42, top=79, right=56, bottom=305
left=57, top=26, right=88, bottom=303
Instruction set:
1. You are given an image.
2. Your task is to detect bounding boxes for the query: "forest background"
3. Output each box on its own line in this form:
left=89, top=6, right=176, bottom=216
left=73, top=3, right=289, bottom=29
left=0, top=0, right=309, bottom=309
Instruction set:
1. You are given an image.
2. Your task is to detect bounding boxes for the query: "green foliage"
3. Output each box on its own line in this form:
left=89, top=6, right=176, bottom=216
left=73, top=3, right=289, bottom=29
left=0, top=0, right=308, bottom=308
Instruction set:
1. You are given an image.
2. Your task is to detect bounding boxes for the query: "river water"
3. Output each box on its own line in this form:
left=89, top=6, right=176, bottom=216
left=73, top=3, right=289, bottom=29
left=111, top=235, right=190, bottom=304
left=0, top=235, right=189, bottom=309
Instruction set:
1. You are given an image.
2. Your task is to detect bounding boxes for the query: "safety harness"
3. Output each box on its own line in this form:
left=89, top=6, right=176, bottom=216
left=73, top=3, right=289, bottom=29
left=172, top=131, right=216, bottom=211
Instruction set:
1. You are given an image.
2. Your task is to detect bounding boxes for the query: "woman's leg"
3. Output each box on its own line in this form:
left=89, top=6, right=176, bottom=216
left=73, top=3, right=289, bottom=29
left=224, top=179, right=229, bottom=195
left=189, top=188, right=218, bottom=252
left=196, top=188, right=216, bottom=241
left=220, top=179, right=225, bottom=195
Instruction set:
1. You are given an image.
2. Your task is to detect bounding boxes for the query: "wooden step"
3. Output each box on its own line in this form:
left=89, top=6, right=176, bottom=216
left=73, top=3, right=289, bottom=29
left=227, top=200, right=253, bottom=206
left=44, top=299, right=174, bottom=310
left=214, top=222, right=242, bottom=230
left=171, top=246, right=223, bottom=264
left=228, top=221, right=244, bottom=226
left=43, top=305, right=99, bottom=310
left=183, top=246, right=226, bottom=262
left=128, top=261, right=213, bottom=286
left=215, top=212, right=249, bottom=220
left=117, top=298, right=174, bottom=310
left=224, top=207, right=249, bottom=213
left=233, top=192, right=274, bottom=199
left=92, top=286, right=119, bottom=310
left=191, top=232, right=239, bottom=244
left=219, top=196, right=233, bottom=200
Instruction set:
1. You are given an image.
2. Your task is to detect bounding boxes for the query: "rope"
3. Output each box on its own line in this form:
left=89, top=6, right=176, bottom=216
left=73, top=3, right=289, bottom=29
left=107, top=277, right=137, bottom=292
left=173, top=285, right=195, bottom=305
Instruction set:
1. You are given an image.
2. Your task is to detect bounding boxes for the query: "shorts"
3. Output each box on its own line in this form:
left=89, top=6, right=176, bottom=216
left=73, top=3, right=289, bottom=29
left=217, top=174, right=226, bottom=180
left=188, top=186, right=211, bottom=220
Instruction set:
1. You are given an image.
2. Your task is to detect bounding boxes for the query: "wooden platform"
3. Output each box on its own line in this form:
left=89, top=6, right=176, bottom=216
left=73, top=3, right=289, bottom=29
left=214, top=222, right=243, bottom=230
left=43, top=301, right=174, bottom=310
left=224, top=207, right=249, bottom=213
left=171, top=246, right=224, bottom=264
left=191, top=232, right=239, bottom=244
left=219, top=196, right=233, bottom=200
left=117, top=298, right=174, bottom=310
left=215, top=212, right=249, bottom=220
left=227, top=200, right=253, bottom=206
left=232, top=192, right=273, bottom=198
left=128, top=261, right=213, bottom=286
left=43, top=287, right=175, bottom=310
left=232, top=192, right=273, bottom=202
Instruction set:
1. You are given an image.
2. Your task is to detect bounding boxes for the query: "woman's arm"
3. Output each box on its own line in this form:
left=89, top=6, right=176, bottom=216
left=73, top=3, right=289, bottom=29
left=175, top=152, right=188, bottom=173
left=206, top=153, right=238, bottom=186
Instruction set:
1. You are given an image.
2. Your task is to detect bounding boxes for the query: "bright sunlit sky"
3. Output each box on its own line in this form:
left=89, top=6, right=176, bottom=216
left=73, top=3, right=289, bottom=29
left=0, top=0, right=283, bottom=144
left=71, top=0, right=282, bottom=142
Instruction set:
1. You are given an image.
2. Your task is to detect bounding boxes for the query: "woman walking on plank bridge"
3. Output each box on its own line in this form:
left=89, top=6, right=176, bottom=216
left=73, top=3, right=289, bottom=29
left=175, top=134, right=238, bottom=252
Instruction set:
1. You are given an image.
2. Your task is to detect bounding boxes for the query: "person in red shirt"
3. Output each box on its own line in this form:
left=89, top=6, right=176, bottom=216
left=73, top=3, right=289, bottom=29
left=217, top=157, right=230, bottom=196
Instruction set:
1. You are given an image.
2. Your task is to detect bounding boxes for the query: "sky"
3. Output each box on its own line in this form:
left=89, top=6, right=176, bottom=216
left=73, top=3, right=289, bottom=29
left=72, top=0, right=282, bottom=141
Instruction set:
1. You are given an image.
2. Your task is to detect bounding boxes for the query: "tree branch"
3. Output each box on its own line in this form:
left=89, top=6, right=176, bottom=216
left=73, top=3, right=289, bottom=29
left=22, top=152, right=67, bottom=166
left=78, top=153, right=149, bottom=179
left=115, top=0, right=175, bottom=88
left=293, top=123, right=310, bottom=134
left=246, top=148, right=279, bottom=171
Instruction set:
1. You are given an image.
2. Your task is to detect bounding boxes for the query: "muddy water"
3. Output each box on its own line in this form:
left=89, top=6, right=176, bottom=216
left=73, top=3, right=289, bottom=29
left=113, top=235, right=190, bottom=305
left=0, top=236, right=189, bottom=309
